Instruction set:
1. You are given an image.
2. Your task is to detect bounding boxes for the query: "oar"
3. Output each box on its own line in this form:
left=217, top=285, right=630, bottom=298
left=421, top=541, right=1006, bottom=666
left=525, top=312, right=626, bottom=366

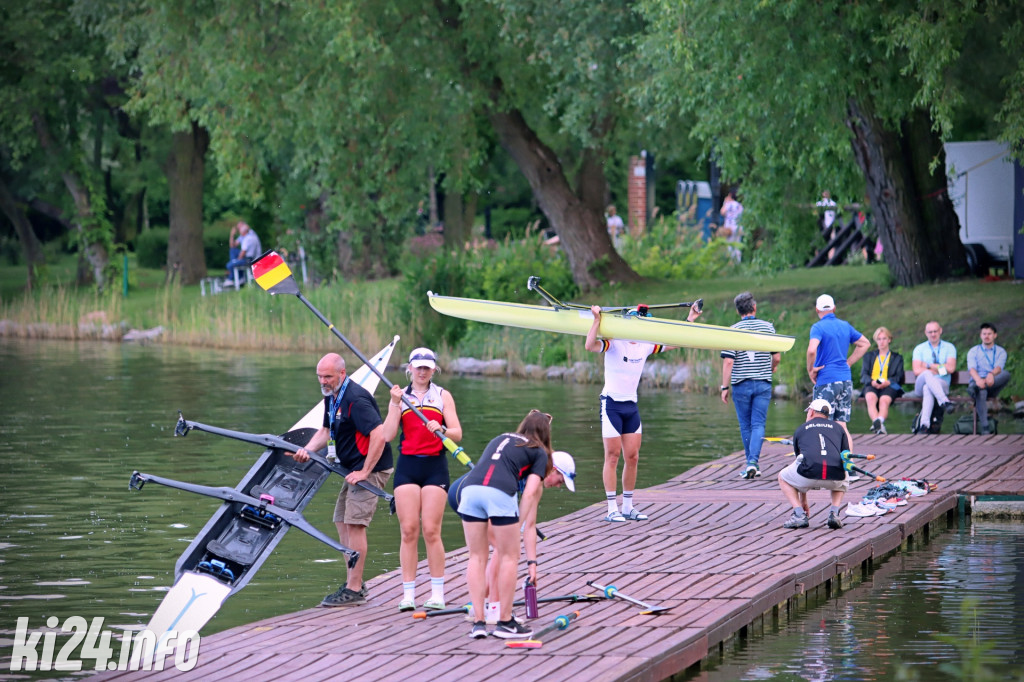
left=175, top=412, right=396, bottom=513
left=250, top=251, right=472, bottom=469
left=128, top=471, right=359, bottom=569
left=586, top=580, right=671, bottom=615
left=411, top=593, right=602, bottom=619
left=841, top=450, right=884, bottom=481
left=527, top=276, right=702, bottom=316
left=505, top=611, right=579, bottom=649
left=764, top=436, right=794, bottom=445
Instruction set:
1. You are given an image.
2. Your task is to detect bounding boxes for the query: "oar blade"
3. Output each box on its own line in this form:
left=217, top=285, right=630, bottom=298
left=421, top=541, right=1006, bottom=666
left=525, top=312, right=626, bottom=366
left=251, top=250, right=301, bottom=295
left=506, top=640, right=542, bottom=649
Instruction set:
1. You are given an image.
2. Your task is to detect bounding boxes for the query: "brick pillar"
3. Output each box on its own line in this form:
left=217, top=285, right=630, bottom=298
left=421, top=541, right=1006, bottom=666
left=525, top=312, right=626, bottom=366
left=628, top=155, right=647, bottom=236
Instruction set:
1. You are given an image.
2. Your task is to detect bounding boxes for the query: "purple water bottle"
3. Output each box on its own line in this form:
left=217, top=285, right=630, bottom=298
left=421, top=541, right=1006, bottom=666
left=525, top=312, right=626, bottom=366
left=524, top=578, right=539, bottom=619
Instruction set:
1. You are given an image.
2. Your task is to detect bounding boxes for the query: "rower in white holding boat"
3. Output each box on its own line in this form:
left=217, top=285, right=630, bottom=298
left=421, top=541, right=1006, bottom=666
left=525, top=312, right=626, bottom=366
left=586, top=303, right=702, bottom=523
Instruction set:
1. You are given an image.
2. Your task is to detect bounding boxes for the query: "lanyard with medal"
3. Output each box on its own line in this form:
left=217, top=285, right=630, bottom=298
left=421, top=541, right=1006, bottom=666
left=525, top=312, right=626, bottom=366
left=326, top=377, right=351, bottom=464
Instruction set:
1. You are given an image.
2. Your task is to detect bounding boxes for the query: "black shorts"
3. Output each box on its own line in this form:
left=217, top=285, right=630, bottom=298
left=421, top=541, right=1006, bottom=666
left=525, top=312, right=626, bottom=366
left=393, top=453, right=449, bottom=490
left=862, top=385, right=903, bottom=401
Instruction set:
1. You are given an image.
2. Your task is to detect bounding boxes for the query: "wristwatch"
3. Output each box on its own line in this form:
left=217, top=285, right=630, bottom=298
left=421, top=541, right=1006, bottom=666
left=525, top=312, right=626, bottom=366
left=720, top=385, right=729, bottom=391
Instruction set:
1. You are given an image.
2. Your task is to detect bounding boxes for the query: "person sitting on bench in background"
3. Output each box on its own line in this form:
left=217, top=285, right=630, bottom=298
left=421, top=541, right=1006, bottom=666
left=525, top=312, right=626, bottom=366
left=966, top=322, right=1011, bottom=435
left=224, top=221, right=262, bottom=284
left=910, top=321, right=958, bottom=434
left=860, top=326, right=904, bottom=435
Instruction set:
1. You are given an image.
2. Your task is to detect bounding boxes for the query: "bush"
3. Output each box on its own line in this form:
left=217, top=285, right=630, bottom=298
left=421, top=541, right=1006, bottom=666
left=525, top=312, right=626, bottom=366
left=393, top=234, right=578, bottom=349
left=617, top=216, right=734, bottom=279
left=136, top=228, right=169, bottom=269
left=488, top=207, right=545, bottom=241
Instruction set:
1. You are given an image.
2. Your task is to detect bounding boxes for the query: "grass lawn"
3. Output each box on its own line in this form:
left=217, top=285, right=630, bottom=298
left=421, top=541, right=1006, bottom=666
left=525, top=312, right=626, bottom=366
left=1, top=255, right=1020, bottom=398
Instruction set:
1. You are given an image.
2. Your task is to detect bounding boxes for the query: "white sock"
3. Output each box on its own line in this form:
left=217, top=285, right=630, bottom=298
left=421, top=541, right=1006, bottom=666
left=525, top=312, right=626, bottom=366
left=402, top=581, right=415, bottom=602
left=430, top=576, right=445, bottom=602
left=622, top=491, right=635, bottom=514
left=606, top=491, right=618, bottom=514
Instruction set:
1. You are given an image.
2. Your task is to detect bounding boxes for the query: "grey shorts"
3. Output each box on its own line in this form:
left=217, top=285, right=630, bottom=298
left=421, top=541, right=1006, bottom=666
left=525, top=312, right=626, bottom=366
left=333, top=468, right=393, bottom=526
left=457, top=485, right=519, bottom=523
left=813, top=380, right=853, bottom=423
left=780, top=460, right=849, bottom=494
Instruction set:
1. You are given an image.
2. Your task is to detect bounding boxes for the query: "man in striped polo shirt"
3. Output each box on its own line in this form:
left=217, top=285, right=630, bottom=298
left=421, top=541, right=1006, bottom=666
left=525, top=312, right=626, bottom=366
left=721, top=292, right=781, bottom=479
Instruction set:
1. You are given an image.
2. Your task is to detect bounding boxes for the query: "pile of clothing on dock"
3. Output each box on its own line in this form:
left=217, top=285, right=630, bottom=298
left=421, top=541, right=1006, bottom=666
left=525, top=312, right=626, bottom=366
left=844, top=478, right=938, bottom=517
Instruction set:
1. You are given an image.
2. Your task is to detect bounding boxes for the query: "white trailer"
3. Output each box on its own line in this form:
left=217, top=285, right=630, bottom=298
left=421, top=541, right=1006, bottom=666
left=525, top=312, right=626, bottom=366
left=945, top=140, right=1023, bottom=276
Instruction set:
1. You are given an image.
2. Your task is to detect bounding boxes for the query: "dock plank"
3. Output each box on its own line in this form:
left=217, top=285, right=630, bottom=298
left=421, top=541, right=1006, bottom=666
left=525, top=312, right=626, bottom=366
left=96, top=434, right=1024, bottom=681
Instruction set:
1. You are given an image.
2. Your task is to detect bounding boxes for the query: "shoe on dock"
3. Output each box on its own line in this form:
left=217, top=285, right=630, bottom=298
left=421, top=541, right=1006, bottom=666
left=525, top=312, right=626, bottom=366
left=783, top=513, right=809, bottom=529
left=604, top=511, right=626, bottom=522
left=321, top=586, right=366, bottom=607
left=826, top=511, right=843, bottom=529
left=492, top=619, right=532, bottom=639
left=622, top=508, right=648, bottom=520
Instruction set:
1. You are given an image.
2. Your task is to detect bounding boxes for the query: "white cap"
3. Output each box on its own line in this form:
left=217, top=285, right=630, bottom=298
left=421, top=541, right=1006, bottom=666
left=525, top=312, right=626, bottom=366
left=815, top=294, right=835, bottom=311
left=551, top=451, right=576, bottom=492
left=408, top=347, right=436, bottom=369
left=807, top=398, right=832, bottom=417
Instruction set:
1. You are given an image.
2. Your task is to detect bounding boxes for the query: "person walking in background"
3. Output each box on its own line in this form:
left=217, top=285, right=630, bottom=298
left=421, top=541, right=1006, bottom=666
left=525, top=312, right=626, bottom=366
left=606, top=204, right=625, bottom=248
left=291, top=353, right=393, bottom=607
left=816, top=190, right=837, bottom=233
left=719, top=189, right=744, bottom=262
left=807, top=294, right=869, bottom=456
left=966, top=322, right=1011, bottom=434
left=586, top=303, right=702, bottom=522
left=721, top=292, right=780, bottom=479
left=859, top=327, right=904, bottom=435
left=382, top=347, right=463, bottom=612
left=910, top=321, right=958, bottom=434
left=778, top=399, right=851, bottom=530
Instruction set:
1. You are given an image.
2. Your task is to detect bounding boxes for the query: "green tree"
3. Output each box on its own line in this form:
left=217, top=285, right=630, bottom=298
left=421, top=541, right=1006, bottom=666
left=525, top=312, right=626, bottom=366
left=1, top=0, right=115, bottom=289
left=635, top=0, right=1017, bottom=286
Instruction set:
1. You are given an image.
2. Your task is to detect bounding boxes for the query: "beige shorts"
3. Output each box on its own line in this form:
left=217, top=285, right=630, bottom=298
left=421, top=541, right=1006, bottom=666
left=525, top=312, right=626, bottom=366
left=779, top=460, right=849, bottom=494
left=333, top=468, right=393, bottom=526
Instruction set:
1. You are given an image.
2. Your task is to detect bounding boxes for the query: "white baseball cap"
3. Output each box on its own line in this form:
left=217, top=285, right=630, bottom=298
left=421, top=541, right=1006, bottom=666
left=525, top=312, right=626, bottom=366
left=815, top=294, right=835, bottom=311
left=408, top=347, right=437, bottom=369
left=551, top=451, right=576, bottom=492
left=806, top=398, right=832, bottom=417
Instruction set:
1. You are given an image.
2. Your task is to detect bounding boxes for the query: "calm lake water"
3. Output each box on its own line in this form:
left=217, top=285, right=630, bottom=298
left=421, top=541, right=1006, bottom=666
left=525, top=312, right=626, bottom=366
left=1, top=339, right=1021, bottom=679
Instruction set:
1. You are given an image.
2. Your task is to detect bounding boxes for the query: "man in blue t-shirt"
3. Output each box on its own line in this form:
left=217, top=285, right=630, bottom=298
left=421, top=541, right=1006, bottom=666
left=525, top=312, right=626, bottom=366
left=806, top=294, right=869, bottom=454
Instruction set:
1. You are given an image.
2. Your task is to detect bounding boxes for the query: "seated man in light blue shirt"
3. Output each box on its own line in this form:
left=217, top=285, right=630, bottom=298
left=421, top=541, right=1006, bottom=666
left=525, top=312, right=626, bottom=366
left=910, top=321, right=957, bottom=433
left=966, top=322, right=1011, bottom=434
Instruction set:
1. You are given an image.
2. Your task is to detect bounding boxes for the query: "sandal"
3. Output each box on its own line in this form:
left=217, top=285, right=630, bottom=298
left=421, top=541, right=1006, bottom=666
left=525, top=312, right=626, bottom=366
left=604, top=511, right=626, bottom=522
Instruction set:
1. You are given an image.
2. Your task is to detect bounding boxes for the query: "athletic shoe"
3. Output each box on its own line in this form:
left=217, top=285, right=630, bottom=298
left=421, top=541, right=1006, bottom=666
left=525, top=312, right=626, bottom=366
left=827, top=512, right=843, bottom=530
left=491, top=619, right=533, bottom=639
left=878, top=420, right=887, bottom=435
left=604, top=511, right=626, bottom=522
left=359, top=585, right=369, bottom=599
left=321, top=586, right=366, bottom=607
left=622, top=508, right=648, bottom=521
left=423, top=598, right=446, bottom=610
left=743, top=465, right=758, bottom=480
left=398, top=599, right=415, bottom=612
left=847, top=474, right=861, bottom=482
left=942, top=401, right=957, bottom=414
left=783, top=514, right=809, bottom=529
left=871, top=418, right=882, bottom=434
left=468, top=621, right=488, bottom=639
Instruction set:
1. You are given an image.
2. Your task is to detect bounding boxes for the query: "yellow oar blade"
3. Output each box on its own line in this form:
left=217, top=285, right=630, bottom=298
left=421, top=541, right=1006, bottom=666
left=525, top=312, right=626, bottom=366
left=251, top=250, right=300, bottom=295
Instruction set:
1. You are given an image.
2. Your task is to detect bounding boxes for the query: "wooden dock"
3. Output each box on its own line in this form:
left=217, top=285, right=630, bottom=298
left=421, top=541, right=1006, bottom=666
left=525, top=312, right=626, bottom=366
left=100, top=433, right=1024, bottom=682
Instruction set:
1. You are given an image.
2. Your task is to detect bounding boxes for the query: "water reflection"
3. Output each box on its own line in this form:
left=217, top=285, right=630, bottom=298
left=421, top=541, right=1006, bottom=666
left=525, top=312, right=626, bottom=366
left=701, top=522, right=1024, bottom=681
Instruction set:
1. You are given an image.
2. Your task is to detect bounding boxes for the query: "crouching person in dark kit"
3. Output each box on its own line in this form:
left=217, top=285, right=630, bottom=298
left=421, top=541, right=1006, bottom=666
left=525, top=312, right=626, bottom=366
left=778, top=398, right=850, bottom=530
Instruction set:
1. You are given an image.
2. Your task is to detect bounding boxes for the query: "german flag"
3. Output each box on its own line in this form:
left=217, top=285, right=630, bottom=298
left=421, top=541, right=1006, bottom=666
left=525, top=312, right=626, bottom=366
left=251, top=250, right=300, bottom=295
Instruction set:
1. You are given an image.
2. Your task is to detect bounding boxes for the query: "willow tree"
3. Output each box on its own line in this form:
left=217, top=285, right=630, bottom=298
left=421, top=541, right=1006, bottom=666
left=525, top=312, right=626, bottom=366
left=87, top=0, right=654, bottom=289
left=635, top=0, right=1019, bottom=286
